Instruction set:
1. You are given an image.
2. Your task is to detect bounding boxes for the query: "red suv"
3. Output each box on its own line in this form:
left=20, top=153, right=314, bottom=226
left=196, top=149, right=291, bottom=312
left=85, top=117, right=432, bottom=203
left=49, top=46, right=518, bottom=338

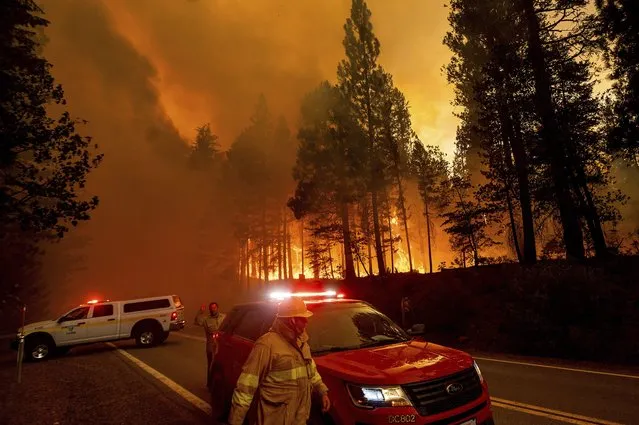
left=210, top=294, right=494, bottom=425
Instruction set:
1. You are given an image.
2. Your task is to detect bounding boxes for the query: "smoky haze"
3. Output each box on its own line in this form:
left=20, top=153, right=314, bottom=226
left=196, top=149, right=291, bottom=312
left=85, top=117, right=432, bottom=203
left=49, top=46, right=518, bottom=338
left=35, top=0, right=455, bottom=317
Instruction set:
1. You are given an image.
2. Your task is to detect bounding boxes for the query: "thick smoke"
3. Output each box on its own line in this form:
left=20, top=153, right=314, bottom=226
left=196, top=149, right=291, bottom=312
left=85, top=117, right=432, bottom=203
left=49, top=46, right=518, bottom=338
left=35, top=0, right=461, bottom=315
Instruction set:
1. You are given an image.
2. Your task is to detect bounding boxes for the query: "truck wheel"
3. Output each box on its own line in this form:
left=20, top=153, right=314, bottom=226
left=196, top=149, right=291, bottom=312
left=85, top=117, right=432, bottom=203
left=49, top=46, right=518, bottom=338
left=134, top=323, right=162, bottom=347
left=25, top=336, right=55, bottom=362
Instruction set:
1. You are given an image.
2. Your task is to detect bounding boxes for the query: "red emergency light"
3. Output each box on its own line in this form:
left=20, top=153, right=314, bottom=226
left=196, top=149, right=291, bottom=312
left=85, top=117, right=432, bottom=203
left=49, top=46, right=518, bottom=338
left=268, top=290, right=345, bottom=301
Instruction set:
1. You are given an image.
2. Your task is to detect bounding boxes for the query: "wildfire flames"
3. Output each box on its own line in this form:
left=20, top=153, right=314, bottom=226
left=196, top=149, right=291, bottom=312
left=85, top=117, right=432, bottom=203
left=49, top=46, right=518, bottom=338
left=257, top=212, right=429, bottom=282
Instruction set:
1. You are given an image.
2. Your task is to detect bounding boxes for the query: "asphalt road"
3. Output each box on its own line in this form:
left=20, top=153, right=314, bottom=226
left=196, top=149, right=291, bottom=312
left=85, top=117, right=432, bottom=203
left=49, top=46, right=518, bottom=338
left=112, top=326, right=639, bottom=425
left=0, top=338, right=210, bottom=425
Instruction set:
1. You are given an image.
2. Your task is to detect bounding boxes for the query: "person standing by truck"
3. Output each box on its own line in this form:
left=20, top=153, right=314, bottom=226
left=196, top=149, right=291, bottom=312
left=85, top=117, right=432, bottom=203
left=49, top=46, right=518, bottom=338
left=196, top=301, right=225, bottom=388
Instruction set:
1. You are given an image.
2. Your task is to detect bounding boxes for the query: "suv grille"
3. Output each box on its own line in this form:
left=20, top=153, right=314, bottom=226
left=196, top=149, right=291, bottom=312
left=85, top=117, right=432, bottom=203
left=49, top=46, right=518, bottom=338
left=402, top=367, right=483, bottom=416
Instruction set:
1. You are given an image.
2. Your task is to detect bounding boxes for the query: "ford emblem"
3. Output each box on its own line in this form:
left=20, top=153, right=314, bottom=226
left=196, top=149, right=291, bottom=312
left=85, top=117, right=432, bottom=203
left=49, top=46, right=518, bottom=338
left=446, top=382, right=464, bottom=395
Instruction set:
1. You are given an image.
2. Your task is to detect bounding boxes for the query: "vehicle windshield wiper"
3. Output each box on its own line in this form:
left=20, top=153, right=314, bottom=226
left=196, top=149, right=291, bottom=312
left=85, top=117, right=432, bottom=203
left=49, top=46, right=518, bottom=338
left=358, top=338, right=409, bottom=349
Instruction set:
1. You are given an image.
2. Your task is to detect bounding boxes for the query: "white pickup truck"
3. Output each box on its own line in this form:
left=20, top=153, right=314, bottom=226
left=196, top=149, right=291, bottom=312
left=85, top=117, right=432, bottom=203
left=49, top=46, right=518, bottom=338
left=11, top=295, right=186, bottom=361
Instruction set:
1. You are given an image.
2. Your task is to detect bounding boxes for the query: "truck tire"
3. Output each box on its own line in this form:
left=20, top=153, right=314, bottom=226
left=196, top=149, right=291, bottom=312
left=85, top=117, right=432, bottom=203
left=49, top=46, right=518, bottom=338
left=25, top=334, right=55, bottom=362
left=133, top=321, right=162, bottom=348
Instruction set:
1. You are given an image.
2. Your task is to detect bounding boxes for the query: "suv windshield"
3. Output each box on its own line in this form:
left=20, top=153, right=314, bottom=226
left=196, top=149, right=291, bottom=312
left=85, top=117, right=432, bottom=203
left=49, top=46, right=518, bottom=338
left=307, top=302, right=410, bottom=355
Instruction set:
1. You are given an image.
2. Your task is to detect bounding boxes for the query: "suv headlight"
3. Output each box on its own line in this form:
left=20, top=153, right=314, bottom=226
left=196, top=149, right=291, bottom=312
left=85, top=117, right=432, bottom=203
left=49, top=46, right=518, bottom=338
left=473, top=361, right=484, bottom=383
left=346, top=384, right=413, bottom=409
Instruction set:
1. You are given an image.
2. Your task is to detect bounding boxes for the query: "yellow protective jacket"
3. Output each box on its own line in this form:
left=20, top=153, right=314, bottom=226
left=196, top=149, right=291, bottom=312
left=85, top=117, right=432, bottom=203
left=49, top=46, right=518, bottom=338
left=227, top=319, right=329, bottom=425
left=202, top=313, right=226, bottom=354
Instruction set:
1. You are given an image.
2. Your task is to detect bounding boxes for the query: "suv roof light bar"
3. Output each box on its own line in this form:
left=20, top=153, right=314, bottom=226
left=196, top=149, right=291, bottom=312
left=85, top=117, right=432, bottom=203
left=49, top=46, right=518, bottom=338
left=269, top=290, right=337, bottom=301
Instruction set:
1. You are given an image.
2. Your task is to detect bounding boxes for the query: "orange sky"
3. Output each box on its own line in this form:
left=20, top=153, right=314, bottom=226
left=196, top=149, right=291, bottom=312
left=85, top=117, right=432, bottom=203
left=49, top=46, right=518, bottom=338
left=95, top=0, right=457, bottom=159
left=34, top=0, right=459, bottom=309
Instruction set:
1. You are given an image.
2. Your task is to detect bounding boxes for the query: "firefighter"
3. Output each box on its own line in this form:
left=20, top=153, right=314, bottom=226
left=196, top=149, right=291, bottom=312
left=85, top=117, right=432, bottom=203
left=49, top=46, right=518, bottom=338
left=197, top=301, right=225, bottom=388
left=227, top=297, right=331, bottom=425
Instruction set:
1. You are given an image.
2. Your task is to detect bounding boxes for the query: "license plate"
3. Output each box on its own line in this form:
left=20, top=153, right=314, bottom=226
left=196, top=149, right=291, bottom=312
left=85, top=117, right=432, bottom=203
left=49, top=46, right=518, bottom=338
left=459, top=419, right=476, bottom=425
left=387, top=414, right=416, bottom=423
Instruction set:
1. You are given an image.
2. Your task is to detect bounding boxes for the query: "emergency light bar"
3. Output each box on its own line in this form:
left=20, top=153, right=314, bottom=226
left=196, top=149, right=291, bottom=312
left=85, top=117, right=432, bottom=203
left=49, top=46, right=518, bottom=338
left=269, top=290, right=339, bottom=301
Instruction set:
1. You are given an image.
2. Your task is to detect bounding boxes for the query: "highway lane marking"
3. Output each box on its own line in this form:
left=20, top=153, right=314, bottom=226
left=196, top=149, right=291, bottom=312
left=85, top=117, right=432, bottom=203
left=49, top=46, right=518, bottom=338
left=174, top=332, right=206, bottom=342
left=107, top=343, right=212, bottom=416
left=492, top=397, right=623, bottom=425
left=475, top=357, right=639, bottom=379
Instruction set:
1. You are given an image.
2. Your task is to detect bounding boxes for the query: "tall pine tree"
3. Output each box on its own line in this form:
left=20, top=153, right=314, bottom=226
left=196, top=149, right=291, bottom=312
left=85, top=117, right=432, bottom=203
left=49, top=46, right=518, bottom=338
left=337, top=0, right=387, bottom=275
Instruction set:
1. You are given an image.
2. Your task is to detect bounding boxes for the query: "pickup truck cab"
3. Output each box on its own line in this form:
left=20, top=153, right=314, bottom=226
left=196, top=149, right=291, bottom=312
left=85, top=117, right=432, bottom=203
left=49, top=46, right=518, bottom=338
left=210, top=291, right=494, bottom=425
left=12, top=295, right=186, bottom=361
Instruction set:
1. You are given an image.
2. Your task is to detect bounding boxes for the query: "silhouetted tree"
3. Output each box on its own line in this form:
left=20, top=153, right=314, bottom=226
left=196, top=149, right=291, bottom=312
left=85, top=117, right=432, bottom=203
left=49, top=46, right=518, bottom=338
left=596, top=0, right=639, bottom=163
left=377, top=73, right=414, bottom=271
left=440, top=157, right=498, bottom=266
left=227, top=95, right=297, bottom=282
left=188, top=123, right=219, bottom=170
left=338, top=0, right=387, bottom=275
left=0, top=0, right=103, bottom=239
left=444, top=0, right=538, bottom=264
left=0, top=0, right=102, bottom=312
left=288, top=82, right=367, bottom=280
left=410, top=142, right=449, bottom=272
left=445, top=0, right=615, bottom=262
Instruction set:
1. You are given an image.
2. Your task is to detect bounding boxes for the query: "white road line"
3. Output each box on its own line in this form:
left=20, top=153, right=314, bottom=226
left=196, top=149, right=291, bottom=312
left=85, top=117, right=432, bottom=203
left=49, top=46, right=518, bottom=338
left=492, top=397, right=623, bottom=425
left=475, top=357, right=639, bottom=379
left=107, top=343, right=211, bottom=415
left=173, top=332, right=206, bottom=342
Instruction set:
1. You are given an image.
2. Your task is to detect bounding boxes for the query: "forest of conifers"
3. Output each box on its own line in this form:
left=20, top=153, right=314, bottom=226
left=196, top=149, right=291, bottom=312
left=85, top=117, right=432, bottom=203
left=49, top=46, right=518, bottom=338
left=2, top=0, right=638, bottom=319
left=183, top=0, right=639, bottom=286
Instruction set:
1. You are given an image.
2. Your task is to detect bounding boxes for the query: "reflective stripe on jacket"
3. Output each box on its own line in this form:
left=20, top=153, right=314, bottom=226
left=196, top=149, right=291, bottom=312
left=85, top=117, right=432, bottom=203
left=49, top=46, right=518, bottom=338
left=227, top=319, right=328, bottom=425
left=202, top=313, right=225, bottom=353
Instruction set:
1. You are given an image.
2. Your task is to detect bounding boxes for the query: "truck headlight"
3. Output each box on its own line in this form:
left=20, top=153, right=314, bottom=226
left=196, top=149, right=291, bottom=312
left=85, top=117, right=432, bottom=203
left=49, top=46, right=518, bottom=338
left=346, top=384, right=413, bottom=409
left=473, top=361, right=484, bottom=383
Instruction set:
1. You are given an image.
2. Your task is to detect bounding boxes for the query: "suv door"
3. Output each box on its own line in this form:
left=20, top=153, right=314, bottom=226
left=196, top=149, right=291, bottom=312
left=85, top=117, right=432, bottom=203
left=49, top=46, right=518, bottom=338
left=214, top=307, right=243, bottom=370
left=227, top=307, right=276, bottom=383
left=56, top=306, right=90, bottom=344
left=212, top=305, right=276, bottom=421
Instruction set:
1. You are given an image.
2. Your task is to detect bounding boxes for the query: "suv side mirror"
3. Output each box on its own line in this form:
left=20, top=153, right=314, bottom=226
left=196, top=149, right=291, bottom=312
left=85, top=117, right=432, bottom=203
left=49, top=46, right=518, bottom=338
left=407, top=323, right=425, bottom=336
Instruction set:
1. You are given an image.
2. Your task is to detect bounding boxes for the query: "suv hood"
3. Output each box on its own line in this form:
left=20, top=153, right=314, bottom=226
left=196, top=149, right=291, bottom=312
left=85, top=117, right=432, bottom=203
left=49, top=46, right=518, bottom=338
left=315, top=339, right=474, bottom=386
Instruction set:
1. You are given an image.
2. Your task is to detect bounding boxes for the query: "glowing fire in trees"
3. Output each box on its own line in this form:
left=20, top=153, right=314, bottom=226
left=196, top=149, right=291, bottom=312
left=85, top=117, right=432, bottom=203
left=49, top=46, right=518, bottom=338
left=389, top=213, right=427, bottom=274
left=251, top=209, right=433, bottom=282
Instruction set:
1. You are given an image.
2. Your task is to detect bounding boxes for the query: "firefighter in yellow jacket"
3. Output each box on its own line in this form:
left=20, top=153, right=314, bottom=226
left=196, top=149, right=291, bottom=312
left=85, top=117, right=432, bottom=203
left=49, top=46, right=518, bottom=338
left=197, top=302, right=225, bottom=388
left=227, top=297, right=331, bottom=425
